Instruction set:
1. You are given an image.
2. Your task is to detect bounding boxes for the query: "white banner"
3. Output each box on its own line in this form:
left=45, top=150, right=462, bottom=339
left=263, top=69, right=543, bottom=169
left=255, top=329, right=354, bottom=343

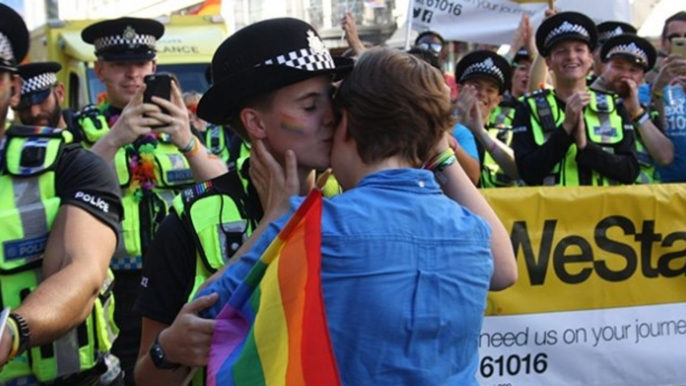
left=478, top=303, right=686, bottom=386
left=411, top=0, right=632, bottom=45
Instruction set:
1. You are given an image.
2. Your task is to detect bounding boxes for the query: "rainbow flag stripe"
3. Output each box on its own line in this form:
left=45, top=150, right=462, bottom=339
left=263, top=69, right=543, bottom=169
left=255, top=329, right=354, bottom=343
left=208, top=189, right=340, bottom=386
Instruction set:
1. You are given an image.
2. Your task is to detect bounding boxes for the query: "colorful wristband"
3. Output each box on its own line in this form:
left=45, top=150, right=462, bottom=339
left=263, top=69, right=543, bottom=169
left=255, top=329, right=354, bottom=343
left=178, top=136, right=196, bottom=153
left=424, top=148, right=455, bottom=171
left=435, top=155, right=457, bottom=172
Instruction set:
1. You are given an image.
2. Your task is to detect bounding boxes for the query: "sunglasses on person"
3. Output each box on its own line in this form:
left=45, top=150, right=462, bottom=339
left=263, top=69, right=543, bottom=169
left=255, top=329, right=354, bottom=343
left=417, top=42, right=443, bottom=55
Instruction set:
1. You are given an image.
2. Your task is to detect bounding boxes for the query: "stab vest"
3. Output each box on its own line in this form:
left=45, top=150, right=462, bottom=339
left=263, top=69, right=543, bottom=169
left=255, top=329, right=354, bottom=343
left=0, top=125, right=117, bottom=383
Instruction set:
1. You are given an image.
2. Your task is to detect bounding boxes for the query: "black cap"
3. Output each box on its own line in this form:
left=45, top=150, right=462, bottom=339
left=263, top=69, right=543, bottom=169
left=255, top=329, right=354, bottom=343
left=597, top=21, right=637, bottom=45
left=197, top=18, right=353, bottom=125
left=454, top=50, right=511, bottom=94
left=17, top=61, right=62, bottom=108
left=0, top=4, right=29, bottom=72
left=536, top=12, right=598, bottom=57
left=82, top=17, right=164, bottom=61
left=601, top=34, right=656, bottom=72
left=513, top=48, right=532, bottom=64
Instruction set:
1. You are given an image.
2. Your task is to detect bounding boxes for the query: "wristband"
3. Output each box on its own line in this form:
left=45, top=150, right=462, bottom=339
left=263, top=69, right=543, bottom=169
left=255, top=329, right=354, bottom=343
left=634, top=111, right=650, bottom=128
left=6, top=317, right=19, bottom=360
left=179, top=136, right=201, bottom=158
left=652, top=88, right=664, bottom=99
left=178, top=136, right=196, bottom=153
left=434, top=155, right=457, bottom=172
left=149, top=332, right=181, bottom=370
left=434, top=155, right=457, bottom=185
left=8, top=313, right=29, bottom=359
left=423, top=148, right=455, bottom=171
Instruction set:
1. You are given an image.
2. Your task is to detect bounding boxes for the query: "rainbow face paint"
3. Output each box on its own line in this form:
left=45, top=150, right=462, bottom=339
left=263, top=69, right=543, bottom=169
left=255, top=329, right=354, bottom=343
left=279, top=112, right=306, bottom=135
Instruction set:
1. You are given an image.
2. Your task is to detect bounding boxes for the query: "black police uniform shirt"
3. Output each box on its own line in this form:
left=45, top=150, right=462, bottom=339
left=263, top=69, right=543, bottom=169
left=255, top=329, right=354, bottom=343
left=134, top=163, right=262, bottom=325
left=0, top=141, right=123, bottom=235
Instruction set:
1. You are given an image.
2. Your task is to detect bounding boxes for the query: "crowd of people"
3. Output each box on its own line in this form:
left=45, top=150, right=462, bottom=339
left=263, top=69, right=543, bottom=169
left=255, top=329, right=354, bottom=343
left=0, top=2, right=684, bottom=385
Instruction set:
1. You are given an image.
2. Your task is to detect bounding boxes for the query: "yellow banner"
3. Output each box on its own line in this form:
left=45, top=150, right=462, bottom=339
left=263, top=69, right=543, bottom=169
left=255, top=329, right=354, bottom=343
left=482, top=184, right=686, bottom=316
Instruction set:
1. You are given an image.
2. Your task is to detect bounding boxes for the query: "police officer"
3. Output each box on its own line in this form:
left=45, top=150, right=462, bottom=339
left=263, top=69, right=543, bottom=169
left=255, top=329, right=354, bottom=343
left=0, top=4, right=123, bottom=385
left=13, top=62, right=71, bottom=128
left=76, top=17, right=227, bottom=385
left=454, top=51, right=519, bottom=187
left=490, top=48, right=532, bottom=129
left=593, top=34, right=673, bottom=183
left=512, top=11, right=640, bottom=186
left=592, top=21, right=637, bottom=81
left=132, top=18, right=353, bottom=385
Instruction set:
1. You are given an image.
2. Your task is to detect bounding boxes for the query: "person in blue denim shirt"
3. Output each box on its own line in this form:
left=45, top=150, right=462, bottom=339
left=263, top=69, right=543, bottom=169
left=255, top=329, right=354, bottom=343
left=639, top=11, right=686, bottom=182
left=198, top=48, right=517, bottom=385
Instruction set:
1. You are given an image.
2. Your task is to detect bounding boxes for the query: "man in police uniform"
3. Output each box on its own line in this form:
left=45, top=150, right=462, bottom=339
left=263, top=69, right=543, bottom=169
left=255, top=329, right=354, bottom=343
left=592, top=21, right=637, bottom=81
left=592, top=34, right=673, bottom=183
left=132, top=18, right=353, bottom=385
left=489, top=48, right=532, bottom=129
left=13, top=62, right=71, bottom=129
left=0, top=4, right=123, bottom=385
left=454, top=50, right=519, bottom=188
left=77, top=17, right=227, bottom=385
left=512, top=11, right=639, bottom=186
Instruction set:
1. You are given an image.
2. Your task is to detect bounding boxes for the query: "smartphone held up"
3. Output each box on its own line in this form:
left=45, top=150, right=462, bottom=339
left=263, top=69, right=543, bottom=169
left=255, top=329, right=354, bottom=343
left=143, top=73, right=172, bottom=115
left=671, top=37, right=686, bottom=57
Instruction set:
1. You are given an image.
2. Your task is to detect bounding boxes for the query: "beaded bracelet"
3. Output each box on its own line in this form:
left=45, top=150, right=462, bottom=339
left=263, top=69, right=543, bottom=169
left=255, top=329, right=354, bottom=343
left=424, top=148, right=456, bottom=171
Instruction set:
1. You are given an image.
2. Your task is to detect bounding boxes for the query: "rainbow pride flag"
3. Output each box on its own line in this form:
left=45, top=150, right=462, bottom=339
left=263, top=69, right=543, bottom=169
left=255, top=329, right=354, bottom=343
left=207, top=189, right=340, bottom=386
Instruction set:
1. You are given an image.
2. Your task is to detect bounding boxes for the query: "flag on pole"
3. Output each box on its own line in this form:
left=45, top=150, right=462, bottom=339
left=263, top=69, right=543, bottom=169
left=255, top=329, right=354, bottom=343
left=207, top=189, right=340, bottom=386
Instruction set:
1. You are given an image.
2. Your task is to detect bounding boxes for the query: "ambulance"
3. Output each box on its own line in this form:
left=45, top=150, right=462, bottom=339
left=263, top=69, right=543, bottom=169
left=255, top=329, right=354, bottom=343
left=28, top=14, right=228, bottom=110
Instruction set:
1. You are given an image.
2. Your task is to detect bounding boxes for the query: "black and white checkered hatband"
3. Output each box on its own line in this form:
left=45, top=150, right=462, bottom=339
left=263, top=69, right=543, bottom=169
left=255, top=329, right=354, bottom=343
left=20, top=72, right=57, bottom=95
left=545, top=21, right=590, bottom=49
left=93, top=26, right=157, bottom=55
left=461, top=57, right=505, bottom=85
left=262, top=48, right=335, bottom=72
left=599, top=26, right=626, bottom=43
left=606, top=42, right=648, bottom=65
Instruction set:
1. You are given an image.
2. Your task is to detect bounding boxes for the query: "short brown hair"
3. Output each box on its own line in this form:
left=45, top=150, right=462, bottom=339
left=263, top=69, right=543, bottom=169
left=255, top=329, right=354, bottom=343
left=334, top=47, right=454, bottom=167
left=662, top=11, right=686, bottom=41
